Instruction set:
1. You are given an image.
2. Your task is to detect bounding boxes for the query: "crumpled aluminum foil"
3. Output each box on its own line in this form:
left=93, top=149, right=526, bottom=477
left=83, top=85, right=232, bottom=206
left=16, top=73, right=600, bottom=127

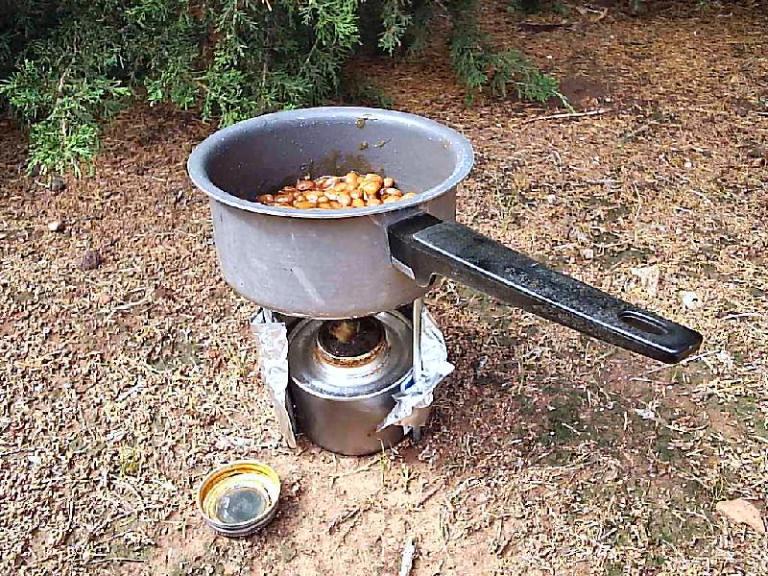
left=250, top=309, right=296, bottom=448
left=250, top=305, right=453, bottom=444
left=379, top=306, right=454, bottom=431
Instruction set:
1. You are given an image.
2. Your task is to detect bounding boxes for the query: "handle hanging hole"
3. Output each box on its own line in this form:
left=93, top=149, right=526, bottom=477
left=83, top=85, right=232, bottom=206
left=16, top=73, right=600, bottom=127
left=618, top=311, right=668, bottom=335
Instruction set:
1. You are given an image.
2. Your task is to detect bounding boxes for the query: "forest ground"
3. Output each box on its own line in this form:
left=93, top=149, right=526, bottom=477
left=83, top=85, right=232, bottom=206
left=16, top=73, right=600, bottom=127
left=2, top=2, right=767, bottom=574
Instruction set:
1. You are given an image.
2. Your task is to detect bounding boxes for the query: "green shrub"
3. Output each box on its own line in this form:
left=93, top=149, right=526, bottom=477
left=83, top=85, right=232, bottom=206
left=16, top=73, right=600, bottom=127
left=0, top=0, right=561, bottom=175
left=449, top=0, right=563, bottom=105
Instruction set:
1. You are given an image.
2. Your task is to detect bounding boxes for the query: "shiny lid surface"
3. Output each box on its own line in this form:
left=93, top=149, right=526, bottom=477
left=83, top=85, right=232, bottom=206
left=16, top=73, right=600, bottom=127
left=197, top=460, right=280, bottom=537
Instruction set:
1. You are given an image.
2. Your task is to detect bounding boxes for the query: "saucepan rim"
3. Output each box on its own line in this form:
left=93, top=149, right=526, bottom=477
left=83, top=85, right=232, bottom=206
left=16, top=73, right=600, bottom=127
left=187, top=106, right=475, bottom=220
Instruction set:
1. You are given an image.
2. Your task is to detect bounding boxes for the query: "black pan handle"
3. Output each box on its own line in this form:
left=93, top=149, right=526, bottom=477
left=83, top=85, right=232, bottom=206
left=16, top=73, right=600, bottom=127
left=388, top=212, right=702, bottom=364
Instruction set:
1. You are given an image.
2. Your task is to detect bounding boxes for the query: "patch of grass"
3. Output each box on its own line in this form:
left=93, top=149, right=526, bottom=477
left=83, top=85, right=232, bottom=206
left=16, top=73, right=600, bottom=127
left=755, top=414, right=767, bottom=440
left=515, top=393, right=537, bottom=416
left=653, top=424, right=675, bottom=462
left=494, top=186, right=537, bottom=216
left=581, top=476, right=713, bottom=559
left=731, top=395, right=759, bottom=419
left=671, top=360, right=714, bottom=387
left=451, top=284, right=522, bottom=348
left=598, top=247, right=650, bottom=270
left=545, top=393, right=583, bottom=443
left=646, top=508, right=706, bottom=547
left=148, top=330, right=202, bottom=371
left=725, top=396, right=768, bottom=441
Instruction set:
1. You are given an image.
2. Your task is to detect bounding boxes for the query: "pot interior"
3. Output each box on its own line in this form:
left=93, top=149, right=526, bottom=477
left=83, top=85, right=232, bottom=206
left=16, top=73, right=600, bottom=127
left=189, top=107, right=473, bottom=216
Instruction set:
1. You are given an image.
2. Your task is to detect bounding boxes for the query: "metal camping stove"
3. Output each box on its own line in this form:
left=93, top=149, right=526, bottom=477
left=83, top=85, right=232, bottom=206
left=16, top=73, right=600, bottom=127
left=261, top=300, right=440, bottom=456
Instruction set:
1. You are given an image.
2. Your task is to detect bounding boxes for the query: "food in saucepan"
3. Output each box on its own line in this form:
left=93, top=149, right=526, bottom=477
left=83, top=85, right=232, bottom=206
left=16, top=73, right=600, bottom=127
left=257, top=172, right=415, bottom=209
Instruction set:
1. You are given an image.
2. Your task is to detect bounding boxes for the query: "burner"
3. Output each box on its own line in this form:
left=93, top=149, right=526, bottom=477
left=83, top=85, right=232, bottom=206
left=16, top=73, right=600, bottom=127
left=315, top=317, right=386, bottom=366
left=288, top=310, right=415, bottom=455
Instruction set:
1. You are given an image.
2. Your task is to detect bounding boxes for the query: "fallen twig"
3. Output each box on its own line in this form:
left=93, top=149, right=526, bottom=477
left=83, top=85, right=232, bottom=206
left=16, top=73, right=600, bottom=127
left=329, top=459, right=377, bottom=485
left=642, top=350, right=720, bottom=376
left=722, top=312, right=763, bottom=320
left=90, top=557, right=145, bottom=564
left=590, top=7, right=609, bottom=22
left=621, top=122, right=653, bottom=142
left=519, top=21, right=571, bottom=32
left=522, top=108, right=607, bottom=124
left=398, top=535, right=416, bottom=576
left=0, top=448, right=32, bottom=458
left=328, top=507, right=361, bottom=534
left=417, top=483, right=444, bottom=507
left=54, top=498, right=75, bottom=547
left=495, top=534, right=514, bottom=557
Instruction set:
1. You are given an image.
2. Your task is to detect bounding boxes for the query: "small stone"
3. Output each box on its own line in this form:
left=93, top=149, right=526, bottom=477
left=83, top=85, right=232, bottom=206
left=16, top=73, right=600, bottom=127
left=634, top=407, right=656, bottom=420
left=680, top=290, right=701, bottom=309
left=716, top=498, right=766, bottom=534
left=79, top=250, right=102, bottom=271
left=48, top=220, right=63, bottom=232
left=631, top=265, right=660, bottom=298
left=580, top=248, right=595, bottom=260
left=50, top=175, right=66, bottom=192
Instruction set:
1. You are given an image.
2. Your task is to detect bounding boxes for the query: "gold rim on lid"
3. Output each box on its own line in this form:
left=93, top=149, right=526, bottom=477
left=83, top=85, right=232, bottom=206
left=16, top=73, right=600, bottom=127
left=196, top=460, right=281, bottom=536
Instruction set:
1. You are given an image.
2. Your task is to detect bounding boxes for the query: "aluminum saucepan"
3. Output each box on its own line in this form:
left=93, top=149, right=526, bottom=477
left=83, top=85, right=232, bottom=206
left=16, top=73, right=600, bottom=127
left=187, top=107, right=702, bottom=363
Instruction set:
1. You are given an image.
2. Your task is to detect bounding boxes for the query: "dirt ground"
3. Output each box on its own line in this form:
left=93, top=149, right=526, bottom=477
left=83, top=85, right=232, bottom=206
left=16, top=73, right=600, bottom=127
left=2, top=2, right=767, bottom=575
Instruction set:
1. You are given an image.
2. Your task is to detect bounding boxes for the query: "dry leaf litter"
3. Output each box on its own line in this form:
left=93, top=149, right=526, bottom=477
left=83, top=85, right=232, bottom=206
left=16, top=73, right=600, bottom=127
left=2, top=2, right=767, bottom=575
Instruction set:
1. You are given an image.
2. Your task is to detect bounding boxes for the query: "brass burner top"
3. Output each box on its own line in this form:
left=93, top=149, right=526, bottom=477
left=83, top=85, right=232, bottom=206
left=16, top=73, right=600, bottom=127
left=315, top=317, right=387, bottom=367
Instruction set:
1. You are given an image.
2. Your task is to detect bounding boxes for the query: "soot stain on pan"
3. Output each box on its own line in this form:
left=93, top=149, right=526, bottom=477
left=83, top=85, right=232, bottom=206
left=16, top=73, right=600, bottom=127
left=315, top=150, right=377, bottom=175
left=233, top=143, right=393, bottom=200
left=294, top=150, right=385, bottom=181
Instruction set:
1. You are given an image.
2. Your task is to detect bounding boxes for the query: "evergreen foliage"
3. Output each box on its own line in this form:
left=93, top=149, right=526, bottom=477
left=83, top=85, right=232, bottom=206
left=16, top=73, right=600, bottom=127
left=448, top=0, right=561, bottom=104
left=0, top=0, right=561, bottom=175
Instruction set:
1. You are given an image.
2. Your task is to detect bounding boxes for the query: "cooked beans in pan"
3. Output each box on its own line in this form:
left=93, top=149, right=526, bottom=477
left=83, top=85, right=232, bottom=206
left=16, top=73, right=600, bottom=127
left=256, top=172, right=416, bottom=210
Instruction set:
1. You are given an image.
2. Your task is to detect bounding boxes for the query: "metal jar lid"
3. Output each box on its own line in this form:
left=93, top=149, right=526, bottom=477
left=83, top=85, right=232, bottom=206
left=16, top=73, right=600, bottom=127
left=197, top=460, right=281, bottom=538
left=288, top=311, right=413, bottom=399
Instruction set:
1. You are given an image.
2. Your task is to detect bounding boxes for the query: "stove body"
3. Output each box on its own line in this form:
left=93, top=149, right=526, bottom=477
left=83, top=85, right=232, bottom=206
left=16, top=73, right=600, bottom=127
left=271, top=302, right=429, bottom=456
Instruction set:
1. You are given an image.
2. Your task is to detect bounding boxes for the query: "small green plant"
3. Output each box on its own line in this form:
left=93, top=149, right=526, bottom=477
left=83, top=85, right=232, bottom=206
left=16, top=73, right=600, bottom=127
left=552, top=1, right=570, bottom=16
left=629, top=0, right=645, bottom=14
left=508, top=0, right=543, bottom=14
left=118, top=445, right=143, bottom=476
